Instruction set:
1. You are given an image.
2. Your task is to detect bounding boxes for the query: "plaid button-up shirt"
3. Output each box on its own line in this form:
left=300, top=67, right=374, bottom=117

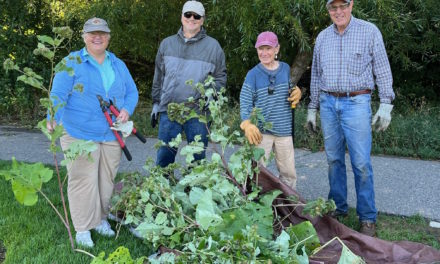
left=309, top=16, right=395, bottom=109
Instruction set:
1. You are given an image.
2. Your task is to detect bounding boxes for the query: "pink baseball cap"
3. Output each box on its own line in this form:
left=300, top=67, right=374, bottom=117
left=255, top=31, right=279, bottom=48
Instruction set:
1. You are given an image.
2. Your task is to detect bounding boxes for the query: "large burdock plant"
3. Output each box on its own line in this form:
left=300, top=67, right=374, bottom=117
left=96, top=77, right=344, bottom=263
left=1, top=26, right=96, bottom=252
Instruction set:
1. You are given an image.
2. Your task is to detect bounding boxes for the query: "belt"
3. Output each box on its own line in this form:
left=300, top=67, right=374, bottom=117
left=324, top=89, right=371, bottom=97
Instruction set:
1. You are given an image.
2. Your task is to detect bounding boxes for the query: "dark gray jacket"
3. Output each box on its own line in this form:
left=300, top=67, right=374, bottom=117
left=151, top=27, right=227, bottom=112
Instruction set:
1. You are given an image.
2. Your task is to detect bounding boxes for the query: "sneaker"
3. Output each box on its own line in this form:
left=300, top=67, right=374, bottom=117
left=328, top=210, right=348, bottom=221
left=129, top=225, right=144, bottom=239
left=76, top=231, right=94, bottom=248
left=94, top=219, right=115, bottom=237
left=108, top=213, right=125, bottom=225
left=359, top=221, right=376, bottom=237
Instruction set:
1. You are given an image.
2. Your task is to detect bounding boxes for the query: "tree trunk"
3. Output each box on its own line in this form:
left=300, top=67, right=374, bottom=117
left=289, top=51, right=312, bottom=86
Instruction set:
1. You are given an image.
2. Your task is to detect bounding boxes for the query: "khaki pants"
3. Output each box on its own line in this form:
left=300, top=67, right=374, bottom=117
left=258, top=134, right=297, bottom=189
left=60, top=133, right=122, bottom=232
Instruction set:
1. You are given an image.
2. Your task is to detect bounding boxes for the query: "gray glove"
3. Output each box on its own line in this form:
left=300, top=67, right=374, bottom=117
left=151, top=103, right=160, bottom=128
left=372, top=103, right=393, bottom=132
left=307, top=108, right=318, bottom=133
left=111, top=120, right=133, bottom=138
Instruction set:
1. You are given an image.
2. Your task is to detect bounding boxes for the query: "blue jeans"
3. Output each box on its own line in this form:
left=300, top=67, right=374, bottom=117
left=156, top=112, right=209, bottom=168
left=320, top=93, right=377, bottom=222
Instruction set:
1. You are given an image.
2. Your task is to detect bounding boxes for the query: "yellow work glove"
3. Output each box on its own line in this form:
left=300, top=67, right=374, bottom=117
left=240, top=120, right=262, bottom=145
left=287, top=86, right=302, bottom=107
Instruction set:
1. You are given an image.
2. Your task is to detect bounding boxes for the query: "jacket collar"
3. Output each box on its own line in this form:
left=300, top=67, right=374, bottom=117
left=177, top=26, right=207, bottom=43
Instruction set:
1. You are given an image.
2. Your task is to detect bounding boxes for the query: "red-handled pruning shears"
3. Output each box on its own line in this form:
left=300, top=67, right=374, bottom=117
left=97, top=95, right=146, bottom=161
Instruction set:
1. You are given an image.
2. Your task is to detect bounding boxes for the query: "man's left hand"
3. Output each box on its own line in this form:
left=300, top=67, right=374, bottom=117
left=287, top=86, right=302, bottom=107
left=372, top=103, right=393, bottom=132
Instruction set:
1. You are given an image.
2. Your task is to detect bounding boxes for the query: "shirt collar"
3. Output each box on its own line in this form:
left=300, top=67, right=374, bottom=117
left=82, top=48, right=110, bottom=62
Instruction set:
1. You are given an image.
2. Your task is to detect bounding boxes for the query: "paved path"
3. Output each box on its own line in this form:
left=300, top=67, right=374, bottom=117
left=1, top=125, right=439, bottom=221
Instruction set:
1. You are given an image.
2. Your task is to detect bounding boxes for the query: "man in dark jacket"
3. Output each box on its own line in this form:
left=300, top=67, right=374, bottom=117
left=150, top=0, right=227, bottom=167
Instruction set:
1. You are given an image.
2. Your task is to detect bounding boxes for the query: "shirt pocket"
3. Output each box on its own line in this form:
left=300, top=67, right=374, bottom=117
left=348, top=52, right=364, bottom=76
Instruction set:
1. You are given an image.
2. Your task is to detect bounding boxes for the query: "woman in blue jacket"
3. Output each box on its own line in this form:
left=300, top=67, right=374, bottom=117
left=47, top=17, right=138, bottom=247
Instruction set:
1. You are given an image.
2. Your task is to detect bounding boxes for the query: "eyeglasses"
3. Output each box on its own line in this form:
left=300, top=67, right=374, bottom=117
left=183, top=12, right=202, bottom=20
left=268, top=75, right=275, bottom=95
left=327, top=2, right=350, bottom=12
left=87, top=32, right=109, bottom=38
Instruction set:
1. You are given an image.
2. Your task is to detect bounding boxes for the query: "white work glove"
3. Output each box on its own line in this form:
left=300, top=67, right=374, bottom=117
left=307, top=108, right=318, bottom=133
left=151, top=103, right=160, bottom=128
left=372, top=103, right=393, bottom=132
left=111, top=120, right=133, bottom=138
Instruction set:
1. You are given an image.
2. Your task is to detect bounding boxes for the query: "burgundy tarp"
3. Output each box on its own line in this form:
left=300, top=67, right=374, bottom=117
left=257, top=166, right=440, bottom=263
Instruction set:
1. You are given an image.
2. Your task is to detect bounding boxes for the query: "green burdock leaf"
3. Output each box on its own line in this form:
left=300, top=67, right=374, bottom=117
left=34, top=43, right=54, bottom=60
left=3, top=58, right=19, bottom=72
left=211, top=152, right=222, bottom=165
left=180, top=139, right=204, bottom=164
left=136, top=222, right=162, bottom=236
left=11, top=180, right=38, bottom=206
left=1, top=158, right=53, bottom=206
left=214, top=199, right=274, bottom=239
left=287, top=221, right=320, bottom=255
left=195, top=189, right=222, bottom=230
left=53, top=26, right=73, bottom=39
left=252, top=147, right=266, bottom=161
left=73, top=83, right=84, bottom=93
left=155, top=212, right=167, bottom=225
left=189, top=187, right=204, bottom=205
left=61, top=139, right=97, bottom=166
left=37, top=35, right=55, bottom=46
left=228, top=151, right=247, bottom=183
left=17, top=72, right=43, bottom=89
left=54, top=59, right=75, bottom=76
left=259, top=189, right=282, bottom=207
left=209, top=131, right=227, bottom=143
left=273, top=231, right=291, bottom=257
left=37, top=119, right=63, bottom=145
left=338, top=244, right=366, bottom=264
left=169, top=133, right=182, bottom=148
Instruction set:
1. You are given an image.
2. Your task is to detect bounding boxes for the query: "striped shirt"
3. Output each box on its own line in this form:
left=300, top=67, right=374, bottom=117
left=309, top=16, right=395, bottom=109
left=240, top=62, right=292, bottom=136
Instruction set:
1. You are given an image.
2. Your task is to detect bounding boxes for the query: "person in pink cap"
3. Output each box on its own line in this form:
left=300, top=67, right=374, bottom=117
left=239, top=31, right=302, bottom=190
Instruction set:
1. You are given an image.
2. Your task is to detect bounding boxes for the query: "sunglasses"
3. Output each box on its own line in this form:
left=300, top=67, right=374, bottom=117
left=183, top=12, right=202, bottom=20
left=268, top=75, right=275, bottom=95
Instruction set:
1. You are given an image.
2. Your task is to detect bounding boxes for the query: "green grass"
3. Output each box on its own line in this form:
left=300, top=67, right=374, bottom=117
left=0, top=160, right=154, bottom=264
left=1, top=161, right=439, bottom=263
left=340, top=208, right=440, bottom=250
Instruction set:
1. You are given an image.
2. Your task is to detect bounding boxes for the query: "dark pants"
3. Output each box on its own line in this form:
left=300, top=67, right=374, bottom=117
left=156, top=112, right=209, bottom=167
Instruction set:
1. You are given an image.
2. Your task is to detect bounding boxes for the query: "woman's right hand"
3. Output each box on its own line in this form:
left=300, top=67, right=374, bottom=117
left=47, top=120, right=57, bottom=133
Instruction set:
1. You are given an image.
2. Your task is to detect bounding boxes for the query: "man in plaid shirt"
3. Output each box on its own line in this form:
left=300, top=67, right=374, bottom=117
left=307, top=0, right=395, bottom=236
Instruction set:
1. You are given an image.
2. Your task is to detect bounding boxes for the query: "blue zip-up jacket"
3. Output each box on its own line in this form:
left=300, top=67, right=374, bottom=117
left=50, top=48, right=139, bottom=141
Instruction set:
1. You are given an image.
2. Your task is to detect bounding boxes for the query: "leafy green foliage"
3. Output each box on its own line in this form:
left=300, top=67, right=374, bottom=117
left=0, top=158, right=52, bottom=206
left=286, top=221, right=321, bottom=255
left=91, top=246, right=146, bottom=264
left=109, top=78, right=349, bottom=262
